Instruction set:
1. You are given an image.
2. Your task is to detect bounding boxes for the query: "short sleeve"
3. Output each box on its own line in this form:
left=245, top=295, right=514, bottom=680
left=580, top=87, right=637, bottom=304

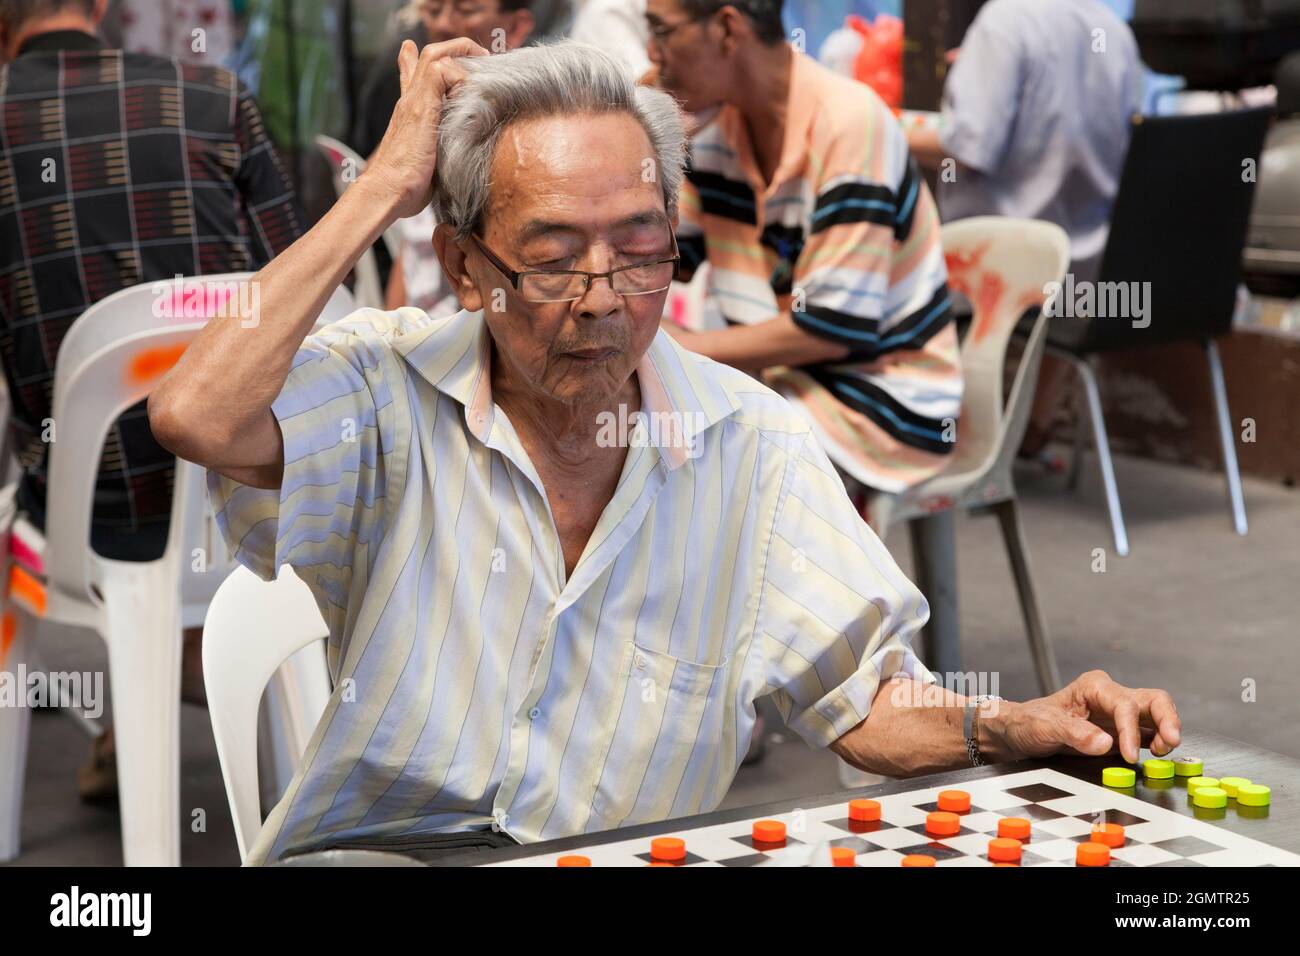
left=938, top=5, right=1025, bottom=176
left=206, top=311, right=411, bottom=611
left=675, top=172, right=708, bottom=283
left=794, top=116, right=954, bottom=362
left=756, top=432, right=935, bottom=748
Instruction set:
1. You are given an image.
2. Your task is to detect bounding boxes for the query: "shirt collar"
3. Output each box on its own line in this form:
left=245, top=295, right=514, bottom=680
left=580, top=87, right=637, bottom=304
left=17, top=29, right=103, bottom=57
left=392, top=310, right=742, bottom=471
left=720, top=48, right=820, bottom=198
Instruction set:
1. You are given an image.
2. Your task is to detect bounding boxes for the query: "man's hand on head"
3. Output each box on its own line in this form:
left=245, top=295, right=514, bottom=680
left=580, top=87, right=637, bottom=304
left=983, top=670, right=1182, bottom=764
left=362, top=37, right=489, bottom=220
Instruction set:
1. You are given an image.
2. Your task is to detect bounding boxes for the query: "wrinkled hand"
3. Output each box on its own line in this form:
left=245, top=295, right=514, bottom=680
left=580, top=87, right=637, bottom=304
left=363, top=37, right=488, bottom=220
left=989, top=670, right=1181, bottom=764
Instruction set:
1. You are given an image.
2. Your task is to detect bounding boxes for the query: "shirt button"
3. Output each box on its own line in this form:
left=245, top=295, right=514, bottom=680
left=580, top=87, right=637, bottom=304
left=528, top=707, right=541, bottom=720
left=634, top=653, right=647, bottom=669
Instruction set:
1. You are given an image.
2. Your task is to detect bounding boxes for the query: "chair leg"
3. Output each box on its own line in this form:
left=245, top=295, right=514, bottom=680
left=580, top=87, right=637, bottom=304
left=907, top=513, right=962, bottom=676
left=1074, top=357, right=1130, bottom=557
left=1205, top=339, right=1248, bottom=536
left=101, top=561, right=182, bottom=866
left=991, top=499, right=1062, bottom=695
left=0, top=616, right=32, bottom=862
left=1066, top=378, right=1089, bottom=492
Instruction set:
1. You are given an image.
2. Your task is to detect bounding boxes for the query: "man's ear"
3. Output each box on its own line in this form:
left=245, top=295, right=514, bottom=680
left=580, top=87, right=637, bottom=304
left=506, top=11, right=535, bottom=49
left=93, top=0, right=111, bottom=26
left=433, top=222, right=484, bottom=312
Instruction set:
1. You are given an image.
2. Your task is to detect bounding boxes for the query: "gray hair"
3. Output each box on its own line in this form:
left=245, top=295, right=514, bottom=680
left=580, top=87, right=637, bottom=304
left=432, top=42, right=688, bottom=241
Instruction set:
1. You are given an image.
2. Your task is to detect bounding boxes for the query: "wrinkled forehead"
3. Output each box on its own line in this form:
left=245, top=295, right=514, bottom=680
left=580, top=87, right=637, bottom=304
left=481, top=111, right=671, bottom=244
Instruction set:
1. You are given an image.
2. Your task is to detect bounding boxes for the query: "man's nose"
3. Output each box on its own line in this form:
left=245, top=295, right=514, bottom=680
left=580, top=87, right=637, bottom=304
left=574, top=272, right=624, bottom=319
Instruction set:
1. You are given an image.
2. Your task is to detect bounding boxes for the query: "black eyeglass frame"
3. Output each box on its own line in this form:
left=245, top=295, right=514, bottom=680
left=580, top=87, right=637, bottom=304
left=646, top=13, right=710, bottom=43
left=469, top=231, right=682, bottom=304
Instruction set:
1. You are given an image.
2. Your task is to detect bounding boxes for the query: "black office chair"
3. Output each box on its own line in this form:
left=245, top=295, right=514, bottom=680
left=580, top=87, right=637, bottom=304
left=1047, top=107, right=1272, bottom=556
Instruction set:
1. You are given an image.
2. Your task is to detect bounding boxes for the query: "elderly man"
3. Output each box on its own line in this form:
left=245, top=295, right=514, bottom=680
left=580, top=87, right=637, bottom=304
left=151, top=40, right=1181, bottom=866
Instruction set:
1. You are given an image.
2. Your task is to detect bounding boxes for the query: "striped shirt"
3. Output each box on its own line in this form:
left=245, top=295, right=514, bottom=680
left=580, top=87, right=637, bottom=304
left=208, top=306, right=934, bottom=864
left=678, top=50, right=963, bottom=494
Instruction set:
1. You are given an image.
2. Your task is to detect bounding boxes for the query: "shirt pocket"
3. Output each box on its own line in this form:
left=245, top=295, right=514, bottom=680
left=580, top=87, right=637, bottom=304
left=629, top=642, right=730, bottom=749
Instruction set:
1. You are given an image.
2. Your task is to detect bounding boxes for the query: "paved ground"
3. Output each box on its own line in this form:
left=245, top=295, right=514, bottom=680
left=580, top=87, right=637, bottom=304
left=6, top=448, right=1297, bottom=865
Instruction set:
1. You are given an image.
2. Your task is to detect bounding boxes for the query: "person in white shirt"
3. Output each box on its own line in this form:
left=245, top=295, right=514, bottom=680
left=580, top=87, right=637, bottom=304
left=571, top=0, right=651, bottom=78
left=908, top=0, right=1144, bottom=461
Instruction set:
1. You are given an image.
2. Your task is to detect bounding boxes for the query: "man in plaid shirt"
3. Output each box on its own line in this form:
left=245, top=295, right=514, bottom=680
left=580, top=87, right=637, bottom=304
left=0, top=0, right=301, bottom=799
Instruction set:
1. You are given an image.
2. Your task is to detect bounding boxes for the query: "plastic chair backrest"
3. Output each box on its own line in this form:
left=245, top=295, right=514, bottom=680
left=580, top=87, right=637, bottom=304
left=202, top=564, right=329, bottom=861
left=44, top=277, right=357, bottom=606
left=315, top=134, right=405, bottom=262
left=941, top=217, right=1071, bottom=483
left=1085, top=107, right=1272, bottom=351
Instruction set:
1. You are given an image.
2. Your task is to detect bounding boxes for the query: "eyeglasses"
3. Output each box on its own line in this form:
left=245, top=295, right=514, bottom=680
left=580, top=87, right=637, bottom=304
left=646, top=14, right=707, bottom=43
left=418, top=1, right=492, bottom=21
left=470, top=233, right=681, bottom=303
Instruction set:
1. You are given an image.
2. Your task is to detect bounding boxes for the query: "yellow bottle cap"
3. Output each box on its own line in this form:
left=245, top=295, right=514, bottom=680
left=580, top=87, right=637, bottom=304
left=1193, top=787, right=1228, bottom=809
left=1235, top=784, right=1270, bottom=807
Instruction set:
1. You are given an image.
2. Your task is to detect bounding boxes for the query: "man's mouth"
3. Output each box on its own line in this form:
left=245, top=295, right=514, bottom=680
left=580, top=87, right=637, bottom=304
left=564, top=347, right=619, bottom=362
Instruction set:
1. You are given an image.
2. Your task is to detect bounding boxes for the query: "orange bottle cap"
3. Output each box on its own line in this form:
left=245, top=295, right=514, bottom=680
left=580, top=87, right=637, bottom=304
left=1076, top=842, right=1110, bottom=867
left=1090, top=822, right=1125, bottom=848
left=752, top=820, right=787, bottom=844
left=848, top=798, right=881, bottom=822
left=988, top=837, right=1022, bottom=862
left=901, top=854, right=937, bottom=867
left=830, top=846, right=856, bottom=867
left=650, top=836, right=686, bottom=861
left=925, top=810, right=961, bottom=836
left=556, top=855, right=591, bottom=867
left=937, top=790, right=971, bottom=813
left=998, top=817, right=1031, bottom=841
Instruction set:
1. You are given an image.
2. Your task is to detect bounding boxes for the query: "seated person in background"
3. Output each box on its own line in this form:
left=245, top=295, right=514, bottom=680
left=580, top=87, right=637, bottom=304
left=352, top=0, right=536, bottom=159
left=151, top=39, right=1181, bottom=865
left=906, top=0, right=1143, bottom=464
left=571, top=0, right=651, bottom=79
left=0, top=0, right=301, bottom=798
left=377, top=1, right=536, bottom=315
left=646, top=0, right=962, bottom=504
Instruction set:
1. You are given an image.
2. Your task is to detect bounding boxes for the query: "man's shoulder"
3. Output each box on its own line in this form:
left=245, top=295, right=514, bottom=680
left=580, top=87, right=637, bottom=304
left=308, top=305, right=439, bottom=353
left=3, top=49, right=241, bottom=104
left=797, top=54, right=906, bottom=169
left=660, top=338, right=812, bottom=453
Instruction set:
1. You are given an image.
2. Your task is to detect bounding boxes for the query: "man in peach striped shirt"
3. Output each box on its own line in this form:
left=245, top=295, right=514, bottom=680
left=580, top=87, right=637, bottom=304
left=648, top=0, right=962, bottom=496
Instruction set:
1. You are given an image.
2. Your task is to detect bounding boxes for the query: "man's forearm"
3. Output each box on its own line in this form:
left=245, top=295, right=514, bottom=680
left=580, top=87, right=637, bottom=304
left=906, top=126, right=946, bottom=171
left=150, top=177, right=401, bottom=470
left=685, top=314, right=850, bottom=370
left=831, top=678, right=1018, bottom=777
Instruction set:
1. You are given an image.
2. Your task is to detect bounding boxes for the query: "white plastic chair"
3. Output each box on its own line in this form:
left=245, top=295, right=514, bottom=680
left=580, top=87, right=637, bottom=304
left=203, top=565, right=330, bottom=862
left=315, top=135, right=405, bottom=310
left=0, top=276, right=355, bottom=865
left=870, top=217, right=1071, bottom=694
left=837, top=217, right=1069, bottom=792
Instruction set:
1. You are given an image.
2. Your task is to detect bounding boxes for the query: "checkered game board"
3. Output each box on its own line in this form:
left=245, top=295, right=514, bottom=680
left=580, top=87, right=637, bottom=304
left=485, top=768, right=1300, bottom=867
